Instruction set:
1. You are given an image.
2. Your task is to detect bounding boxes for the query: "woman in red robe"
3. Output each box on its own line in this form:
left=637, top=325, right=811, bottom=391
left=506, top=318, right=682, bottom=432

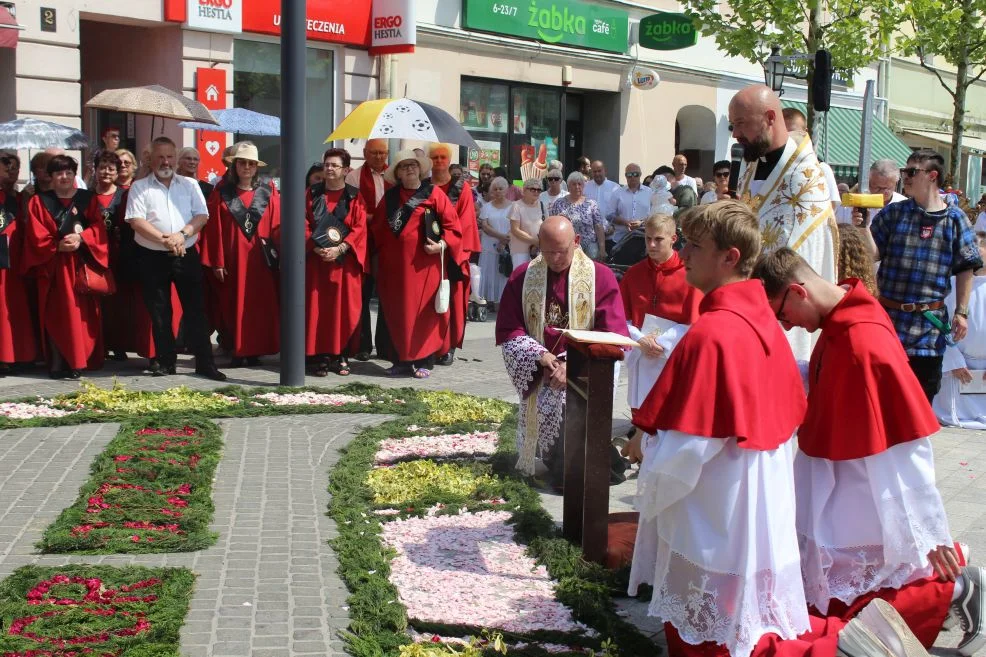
left=21, top=155, right=109, bottom=378
left=296, top=148, right=367, bottom=376
left=370, top=150, right=463, bottom=379
left=200, top=142, right=280, bottom=367
left=0, top=154, right=38, bottom=370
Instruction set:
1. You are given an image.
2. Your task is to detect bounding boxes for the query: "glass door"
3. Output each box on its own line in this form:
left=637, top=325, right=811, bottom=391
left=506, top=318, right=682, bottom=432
left=509, top=87, right=561, bottom=185
left=460, top=79, right=509, bottom=180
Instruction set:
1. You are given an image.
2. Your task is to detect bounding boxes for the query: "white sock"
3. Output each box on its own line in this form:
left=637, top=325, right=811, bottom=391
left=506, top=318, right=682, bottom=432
left=953, top=572, right=966, bottom=602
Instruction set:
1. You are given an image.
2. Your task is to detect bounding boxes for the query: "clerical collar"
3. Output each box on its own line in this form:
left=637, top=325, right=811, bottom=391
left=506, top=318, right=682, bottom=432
left=754, top=144, right=786, bottom=181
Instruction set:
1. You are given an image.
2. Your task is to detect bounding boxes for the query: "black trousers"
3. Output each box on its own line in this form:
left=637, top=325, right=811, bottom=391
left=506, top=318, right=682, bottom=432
left=359, top=275, right=374, bottom=353
left=908, top=354, right=945, bottom=403
left=136, top=245, right=215, bottom=368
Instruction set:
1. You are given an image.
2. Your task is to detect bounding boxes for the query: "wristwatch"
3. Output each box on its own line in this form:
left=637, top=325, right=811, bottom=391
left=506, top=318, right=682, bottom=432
left=955, top=305, right=969, bottom=318
left=180, top=226, right=193, bottom=238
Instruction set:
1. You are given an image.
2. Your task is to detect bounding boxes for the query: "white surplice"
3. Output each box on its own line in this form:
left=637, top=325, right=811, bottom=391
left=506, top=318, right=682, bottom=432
left=628, top=431, right=809, bottom=657
left=933, top=275, right=986, bottom=428
left=625, top=315, right=690, bottom=409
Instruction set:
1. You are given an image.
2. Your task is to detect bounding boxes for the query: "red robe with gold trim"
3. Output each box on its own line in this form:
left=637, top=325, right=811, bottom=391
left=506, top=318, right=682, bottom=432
left=300, top=184, right=367, bottom=356
left=0, top=190, right=37, bottom=363
left=21, top=191, right=109, bottom=369
left=201, top=183, right=281, bottom=358
left=370, top=184, right=463, bottom=363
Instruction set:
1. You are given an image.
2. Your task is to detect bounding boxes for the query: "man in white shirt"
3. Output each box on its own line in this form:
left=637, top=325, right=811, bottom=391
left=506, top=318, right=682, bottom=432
left=125, top=136, right=226, bottom=381
left=584, top=159, right=620, bottom=226
left=853, top=159, right=908, bottom=226
left=670, top=154, right=697, bottom=194
left=344, top=138, right=389, bottom=360
left=609, top=163, right=652, bottom=245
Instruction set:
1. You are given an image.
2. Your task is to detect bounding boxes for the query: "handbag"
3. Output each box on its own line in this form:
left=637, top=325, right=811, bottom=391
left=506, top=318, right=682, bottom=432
left=75, top=259, right=116, bottom=296
left=435, top=241, right=450, bottom=314
left=498, top=247, right=513, bottom=278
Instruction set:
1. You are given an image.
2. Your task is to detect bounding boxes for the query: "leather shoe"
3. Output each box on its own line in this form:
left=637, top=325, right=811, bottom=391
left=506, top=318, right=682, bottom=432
left=195, top=364, right=227, bottom=381
left=354, top=351, right=371, bottom=362
left=148, top=361, right=176, bottom=377
left=437, top=349, right=455, bottom=366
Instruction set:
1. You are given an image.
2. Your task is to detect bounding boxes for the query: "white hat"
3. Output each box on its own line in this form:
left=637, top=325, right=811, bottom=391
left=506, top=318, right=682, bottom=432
left=384, top=149, right=431, bottom=185
left=223, top=142, right=267, bottom=167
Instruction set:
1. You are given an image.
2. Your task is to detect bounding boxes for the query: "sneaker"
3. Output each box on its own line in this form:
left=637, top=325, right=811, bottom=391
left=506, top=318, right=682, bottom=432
left=839, top=599, right=930, bottom=657
left=954, top=566, right=986, bottom=657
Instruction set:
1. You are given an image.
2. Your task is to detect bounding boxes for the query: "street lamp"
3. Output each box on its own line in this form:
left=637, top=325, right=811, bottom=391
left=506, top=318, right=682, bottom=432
left=764, top=46, right=787, bottom=96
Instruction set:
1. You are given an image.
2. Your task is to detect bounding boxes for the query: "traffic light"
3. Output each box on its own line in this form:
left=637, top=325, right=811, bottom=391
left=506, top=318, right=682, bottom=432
left=813, top=49, right=832, bottom=112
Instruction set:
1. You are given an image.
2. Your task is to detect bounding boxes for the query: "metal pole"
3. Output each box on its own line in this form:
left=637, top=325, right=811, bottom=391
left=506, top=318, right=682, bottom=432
left=279, top=0, right=306, bottom=385
left=858, top=80, right=876, bottom=193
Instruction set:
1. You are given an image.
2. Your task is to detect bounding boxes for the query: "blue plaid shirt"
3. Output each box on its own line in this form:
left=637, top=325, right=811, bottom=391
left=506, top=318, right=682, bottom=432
left=871, top=198, right=982, bottom=357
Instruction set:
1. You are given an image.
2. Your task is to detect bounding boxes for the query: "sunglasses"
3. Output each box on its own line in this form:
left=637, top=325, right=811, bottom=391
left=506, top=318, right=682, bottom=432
left=900, top=167, right=931, bottom=177
left=626, top=172, right=641, bottom=178
left=714, top=171, right=730, bottom=178
left=547, top=177, right=562, bottom=181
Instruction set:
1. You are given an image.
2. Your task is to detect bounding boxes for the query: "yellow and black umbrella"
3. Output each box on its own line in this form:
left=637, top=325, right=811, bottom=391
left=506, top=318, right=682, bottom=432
left=325, top=98, right=478, bottom=148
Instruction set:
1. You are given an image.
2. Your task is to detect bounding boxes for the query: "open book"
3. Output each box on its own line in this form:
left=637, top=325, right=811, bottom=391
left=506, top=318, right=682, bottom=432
left=561, top=329, right=640, bottom=348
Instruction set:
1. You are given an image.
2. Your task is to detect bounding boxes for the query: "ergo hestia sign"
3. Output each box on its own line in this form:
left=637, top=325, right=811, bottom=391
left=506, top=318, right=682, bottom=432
left=462, top=0, right=629, bottom=54
left=638, top=12, right=698, bottom=51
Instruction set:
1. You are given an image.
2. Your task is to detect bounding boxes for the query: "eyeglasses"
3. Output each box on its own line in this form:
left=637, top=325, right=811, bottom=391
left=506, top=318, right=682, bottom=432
left=626, top=172, right=641, bottom=178
left=775, top=283, right=804, bottom=323
left=714, top=171, right=730, bottom=178
left=900, top=167, right=931, bottom=177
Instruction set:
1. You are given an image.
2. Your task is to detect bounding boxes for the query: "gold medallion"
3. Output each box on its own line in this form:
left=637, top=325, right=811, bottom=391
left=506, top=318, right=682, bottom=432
left=431, top=220, right=441, bottom=236
left=73, top=223, right=84, bottom=234
left=327, top=227, right=342, bottom=243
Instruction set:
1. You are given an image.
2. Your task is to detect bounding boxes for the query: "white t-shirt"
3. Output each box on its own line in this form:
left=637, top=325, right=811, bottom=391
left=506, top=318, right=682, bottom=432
left=508, top=200, right=545, bottom=254
left=539, top=190, right=565, bottom=208
left=671, top=174, right=697, bottom=194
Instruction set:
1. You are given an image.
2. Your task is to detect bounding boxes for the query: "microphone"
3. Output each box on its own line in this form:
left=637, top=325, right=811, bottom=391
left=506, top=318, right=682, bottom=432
left=728, top=143, right=744, bottom=198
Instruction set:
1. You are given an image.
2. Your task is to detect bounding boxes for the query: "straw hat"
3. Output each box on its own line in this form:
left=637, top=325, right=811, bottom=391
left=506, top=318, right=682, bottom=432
left=384, top=149, right=431, bottom=185
left=223, top=142, right=266, bottom=167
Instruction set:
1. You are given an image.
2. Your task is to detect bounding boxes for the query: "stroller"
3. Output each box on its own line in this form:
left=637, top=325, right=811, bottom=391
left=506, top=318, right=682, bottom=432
left=604, top=228, right=647, bottom=281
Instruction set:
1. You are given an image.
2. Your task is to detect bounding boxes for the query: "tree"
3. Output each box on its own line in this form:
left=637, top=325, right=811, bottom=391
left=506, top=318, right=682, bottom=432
left=896, top=0, right=986, bottom=187
left=681, top=0, right=899, bottom=134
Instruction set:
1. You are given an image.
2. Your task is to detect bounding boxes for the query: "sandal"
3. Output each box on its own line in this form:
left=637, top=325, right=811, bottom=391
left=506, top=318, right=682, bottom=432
left=412, top=368, right=431, bottom=379
left=328, top=358, right=350, bottom=377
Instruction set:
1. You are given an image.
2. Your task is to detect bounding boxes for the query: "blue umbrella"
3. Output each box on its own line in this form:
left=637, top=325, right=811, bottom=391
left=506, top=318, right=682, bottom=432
left=0, top=118, right=89, bottom=150
left=179, top=108, right=281, bottom=136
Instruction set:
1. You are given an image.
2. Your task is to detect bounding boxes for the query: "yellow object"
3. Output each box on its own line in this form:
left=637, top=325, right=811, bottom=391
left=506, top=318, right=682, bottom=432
left=324, top=98, right=394, bottom=142
left=841, top=193, right=885, bottom=209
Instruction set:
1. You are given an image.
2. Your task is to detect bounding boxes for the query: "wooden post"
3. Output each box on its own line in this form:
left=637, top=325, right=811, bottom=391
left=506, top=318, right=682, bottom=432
left=563, top=341, right=623, bottom=564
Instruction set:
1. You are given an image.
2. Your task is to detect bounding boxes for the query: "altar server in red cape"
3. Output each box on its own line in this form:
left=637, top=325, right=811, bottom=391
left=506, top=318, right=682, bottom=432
left=628, top=202, right=942, bottom=657
left=754, top=247, right=986, bottom=656
left=298, top=148, right=367, bottom=376
left=619, top=213, right=701, bottom=417
left=201, top=142, right=280, bottom=367
left=21, top=155, right=109, bottom=378
left=0, top=165, right=37, bottom=367
left=370, top=149, right=463, bottom=378
left=427, top=143, right=480, bottom=366
left=345, top=139, right=391, bottom=360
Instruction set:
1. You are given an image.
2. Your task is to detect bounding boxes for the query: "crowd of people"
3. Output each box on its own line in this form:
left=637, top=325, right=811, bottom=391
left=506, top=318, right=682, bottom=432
left=495, top=83, right=986, bottom=657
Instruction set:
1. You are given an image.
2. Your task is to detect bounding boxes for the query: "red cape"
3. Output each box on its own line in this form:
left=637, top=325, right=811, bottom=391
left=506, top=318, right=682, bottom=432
left=436, top=178, right=478, bottom=351
left=22, top=192, right=109, bottom=369
left=201, top=184, right=281, bottom=358
left=370, top=184, right=463, bottom=362
left=299, top=186, right=367, bottom=356
left=799, top=279, right=940, bottom=460
left=619, top=252, right=702, bottom=327
left=0, top=190, right=37, bottom=363
left=633, top=279, right=806, bottom=450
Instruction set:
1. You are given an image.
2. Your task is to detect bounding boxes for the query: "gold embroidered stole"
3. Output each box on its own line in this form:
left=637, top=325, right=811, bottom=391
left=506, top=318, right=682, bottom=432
left=517, top=249, right=595, bottom=472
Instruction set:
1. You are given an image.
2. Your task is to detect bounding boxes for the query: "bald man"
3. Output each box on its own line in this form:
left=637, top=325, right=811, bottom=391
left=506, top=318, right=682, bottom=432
left=730, top=84, right=837, bottom=363
left=495, top=215, right=629, bottom=486
left=609, top=162, right=653, bottom=244
left=584, top=160, right=620, bottom=228
left=345, top=139, right=391, bottom=360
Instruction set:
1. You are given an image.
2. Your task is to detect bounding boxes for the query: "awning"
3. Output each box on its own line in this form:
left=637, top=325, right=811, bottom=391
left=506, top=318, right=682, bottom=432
left=781, top=100, right=914, bottom=169
left=903, top=129, right=986, bottom=154
left=0, top=6, right=23, bottom=49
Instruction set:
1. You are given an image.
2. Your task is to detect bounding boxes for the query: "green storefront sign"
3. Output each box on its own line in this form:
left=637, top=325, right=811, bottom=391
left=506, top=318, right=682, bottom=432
left=638, top=12, right=698, bottom=51
left=462, top=0, right=629, bottom=54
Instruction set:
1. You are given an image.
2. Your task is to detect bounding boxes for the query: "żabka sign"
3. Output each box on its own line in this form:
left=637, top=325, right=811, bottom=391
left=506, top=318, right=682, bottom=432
left=165, top=0, right=372, bottom=47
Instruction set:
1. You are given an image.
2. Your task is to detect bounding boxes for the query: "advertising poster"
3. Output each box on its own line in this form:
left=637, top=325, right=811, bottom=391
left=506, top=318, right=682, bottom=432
left=468, top=139, right=502, bottom=174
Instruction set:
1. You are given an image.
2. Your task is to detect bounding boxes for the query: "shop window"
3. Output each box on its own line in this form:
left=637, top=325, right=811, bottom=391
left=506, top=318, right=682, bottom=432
left=460, top=79, right=561, bottom=184
left=233, top=39, right=333, bottom=183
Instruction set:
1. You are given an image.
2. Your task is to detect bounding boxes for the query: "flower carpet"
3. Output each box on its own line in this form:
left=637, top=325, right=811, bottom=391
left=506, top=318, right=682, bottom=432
left=39, top=420, right=222, bottom=554
left=0, top=565, right=194, bottom=657
left=0, top=382, right=652, bottom=657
